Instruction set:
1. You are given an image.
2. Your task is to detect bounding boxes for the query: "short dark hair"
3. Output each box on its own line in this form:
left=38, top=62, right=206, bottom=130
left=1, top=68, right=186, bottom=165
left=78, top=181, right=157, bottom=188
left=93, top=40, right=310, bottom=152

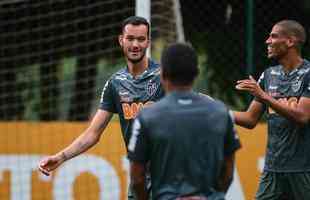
left=121, top=16, right=150, bottom=38
left=161, top=43, right=199, bottom=86
left=276, top=20, right=306, bottom=48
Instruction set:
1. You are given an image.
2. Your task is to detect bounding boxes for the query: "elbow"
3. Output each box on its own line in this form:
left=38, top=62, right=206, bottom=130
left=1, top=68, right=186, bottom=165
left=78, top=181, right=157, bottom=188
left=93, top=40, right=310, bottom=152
left=239, top=120, right=257, bottom=129
left=234, top=115, right=258, bottom=129
left=245, top=122, right=257, bottom=129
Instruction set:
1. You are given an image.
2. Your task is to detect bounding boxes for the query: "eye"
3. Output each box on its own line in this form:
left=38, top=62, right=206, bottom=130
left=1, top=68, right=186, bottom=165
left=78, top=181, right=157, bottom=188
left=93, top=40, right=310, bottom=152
left=126, top=36, right=134, bottom=41
left=138, top=37, right=146, bottom=42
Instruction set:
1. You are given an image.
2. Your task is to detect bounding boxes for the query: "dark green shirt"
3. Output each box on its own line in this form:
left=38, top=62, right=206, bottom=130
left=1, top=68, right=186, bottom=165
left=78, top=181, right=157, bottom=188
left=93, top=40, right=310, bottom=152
left=257, top=59, right=310, bottom=172
left=128, top=91, right=241, bottom=199
left=99, top=59, right=164, bottom=146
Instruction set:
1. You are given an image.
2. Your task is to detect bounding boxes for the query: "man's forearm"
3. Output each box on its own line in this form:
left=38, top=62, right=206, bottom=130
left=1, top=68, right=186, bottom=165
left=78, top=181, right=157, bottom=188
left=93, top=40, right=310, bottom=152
left=233, top=111, right=256, bottom=129
left=57, top=131, right=100, bottom=161
left=262, top=94, right=309, bottom=124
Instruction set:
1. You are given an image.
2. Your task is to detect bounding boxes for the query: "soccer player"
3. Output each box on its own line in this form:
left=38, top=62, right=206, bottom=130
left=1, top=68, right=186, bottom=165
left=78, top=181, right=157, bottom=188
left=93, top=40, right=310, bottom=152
left=128, top=43, right=241, bottom=200
left=234, top=20, right=310, bottom=200
left=38, top=16, right=164, bottom=199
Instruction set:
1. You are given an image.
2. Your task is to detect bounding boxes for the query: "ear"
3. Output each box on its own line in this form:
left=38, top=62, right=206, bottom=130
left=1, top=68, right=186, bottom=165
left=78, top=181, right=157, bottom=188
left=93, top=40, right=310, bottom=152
left=118, top=35, right=123, bottom=47
left=287, top=36, right=297, bottom=48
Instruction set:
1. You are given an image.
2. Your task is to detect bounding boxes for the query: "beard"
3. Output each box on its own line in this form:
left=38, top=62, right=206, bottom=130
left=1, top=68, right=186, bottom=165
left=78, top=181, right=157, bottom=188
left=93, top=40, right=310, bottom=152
left=123, top=47, right=147, bottom=64
left=267, top=43, right=288, bottom=60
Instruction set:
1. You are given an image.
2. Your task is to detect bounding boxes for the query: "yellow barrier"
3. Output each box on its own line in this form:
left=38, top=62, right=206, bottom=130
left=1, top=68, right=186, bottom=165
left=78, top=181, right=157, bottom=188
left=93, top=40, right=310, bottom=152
left=0, top=122, right=267, bottom=200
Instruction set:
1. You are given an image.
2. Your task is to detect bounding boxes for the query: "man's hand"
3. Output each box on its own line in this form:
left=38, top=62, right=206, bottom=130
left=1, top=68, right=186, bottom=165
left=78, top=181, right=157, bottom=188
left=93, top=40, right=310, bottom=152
left=236, top=75, right=267, bottom=100
left=38, top=152, right=66, bottom=176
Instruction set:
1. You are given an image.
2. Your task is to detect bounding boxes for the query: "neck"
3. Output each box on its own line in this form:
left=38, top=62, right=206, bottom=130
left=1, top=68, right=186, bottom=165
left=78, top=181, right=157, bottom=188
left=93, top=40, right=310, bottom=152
left=278, top=52, right=303, bottom=73
left=127, top=57, right=148, bottom=77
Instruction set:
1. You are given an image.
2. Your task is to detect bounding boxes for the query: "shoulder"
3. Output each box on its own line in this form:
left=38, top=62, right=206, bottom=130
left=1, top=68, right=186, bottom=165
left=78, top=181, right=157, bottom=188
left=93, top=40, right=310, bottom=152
left=266, top=65, right=282, bottom=75
left=209, top=98, right=229, bottom=114
left=299, top=59, right=310, bottom=75
left=147, top=59, right=161, bottom=75
left=138, top=96, right=169, bottom=121
left=258, top=65, right=281, bottom=83
left=303, top=59, right=310, bottom=68
left=149, top=59, right=160, bottom=69
left=104, top=68, right=129, bottom=86
left=198, top=93, right=227, bottom=109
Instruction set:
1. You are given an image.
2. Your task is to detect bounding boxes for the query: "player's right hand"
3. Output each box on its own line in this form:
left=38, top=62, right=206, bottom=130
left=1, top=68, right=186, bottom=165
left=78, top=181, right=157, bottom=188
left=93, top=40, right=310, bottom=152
left=38, top=155, right=63, bottom=176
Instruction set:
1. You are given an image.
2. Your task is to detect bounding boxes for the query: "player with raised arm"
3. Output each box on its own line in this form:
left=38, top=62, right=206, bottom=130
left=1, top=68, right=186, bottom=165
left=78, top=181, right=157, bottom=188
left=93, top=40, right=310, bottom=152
left=234, top=20, right=310, bottom=200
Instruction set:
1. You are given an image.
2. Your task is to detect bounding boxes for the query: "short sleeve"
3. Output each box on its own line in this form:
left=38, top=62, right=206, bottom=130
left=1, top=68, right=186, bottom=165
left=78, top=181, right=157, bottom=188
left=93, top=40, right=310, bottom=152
left=257, top=71, right=266, bottom=91
left=254, top=71, right=266, bottom=103
left=127, top=116, right=150, bottom=163
left=99, top=79, right=117, bottom=113
left=302, top=71, right=310, bottom=98
left=224, top=111, right=241, bottom=156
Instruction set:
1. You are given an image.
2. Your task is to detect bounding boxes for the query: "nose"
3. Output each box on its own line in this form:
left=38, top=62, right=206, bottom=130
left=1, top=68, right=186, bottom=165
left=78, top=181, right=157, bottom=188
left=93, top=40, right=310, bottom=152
left=265, top=37, right=271, bottom=44
left=132, top=39, right=139, bottom=47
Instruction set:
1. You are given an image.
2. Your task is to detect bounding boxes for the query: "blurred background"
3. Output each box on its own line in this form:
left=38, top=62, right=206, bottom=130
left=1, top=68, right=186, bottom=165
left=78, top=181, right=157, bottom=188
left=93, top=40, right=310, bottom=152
left=1, top=0, right=309, bottom=121
left=0, top=0, right=309, bottom=199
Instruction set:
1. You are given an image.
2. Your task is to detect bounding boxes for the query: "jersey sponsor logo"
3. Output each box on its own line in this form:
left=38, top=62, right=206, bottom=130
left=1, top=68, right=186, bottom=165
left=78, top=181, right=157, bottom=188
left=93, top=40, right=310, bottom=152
left=268, top=85, right=278, bottom=90
left=268, top=92, right=280, bottom=97
left=119, top=91, right=133, bottom=102
left=291, top=80, right=302, bottom=92
left=119, top=91, right=129, bottom=96
left=122, top=101, right=154, bottom=119
left=146, top=81, right=158, bottom=96
left=268, top=97, right=298, bottom=114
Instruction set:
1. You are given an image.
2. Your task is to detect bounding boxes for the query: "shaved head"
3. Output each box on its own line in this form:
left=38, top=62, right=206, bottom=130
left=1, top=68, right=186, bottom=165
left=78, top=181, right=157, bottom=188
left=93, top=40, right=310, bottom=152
left=276, top=20, right=306, bottom=47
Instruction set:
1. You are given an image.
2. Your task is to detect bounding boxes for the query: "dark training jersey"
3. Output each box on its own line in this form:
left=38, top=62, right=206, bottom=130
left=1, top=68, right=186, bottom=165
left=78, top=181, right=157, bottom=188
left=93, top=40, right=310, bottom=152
left=99, top=59, right=164, bottom=146
left=128, top=91, right=241, bottom=199
left=257, top=59, right=310, bottom=172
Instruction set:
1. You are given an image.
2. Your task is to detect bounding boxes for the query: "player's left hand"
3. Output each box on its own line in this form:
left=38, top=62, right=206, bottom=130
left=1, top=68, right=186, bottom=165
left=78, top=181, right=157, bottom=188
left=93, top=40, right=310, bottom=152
left=235, top=75, right=267, bottom=100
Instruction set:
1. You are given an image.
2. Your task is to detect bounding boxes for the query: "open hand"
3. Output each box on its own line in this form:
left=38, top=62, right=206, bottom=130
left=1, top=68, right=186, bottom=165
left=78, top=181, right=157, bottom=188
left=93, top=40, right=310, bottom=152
left=235, top=75, right=266, bottom=100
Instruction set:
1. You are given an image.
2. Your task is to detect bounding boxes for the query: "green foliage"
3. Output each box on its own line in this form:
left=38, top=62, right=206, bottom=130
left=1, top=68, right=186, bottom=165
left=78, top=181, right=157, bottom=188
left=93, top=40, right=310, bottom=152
left=18, top=64, right=40, bottom=120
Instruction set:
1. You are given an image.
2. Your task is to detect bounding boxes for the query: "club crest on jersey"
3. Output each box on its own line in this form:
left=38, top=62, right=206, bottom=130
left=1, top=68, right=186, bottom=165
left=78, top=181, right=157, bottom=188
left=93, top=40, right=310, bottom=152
left=291, top=80, right=302, bottom=92
left=146, top=81, right=158, bottom=96
left=119, top=91, right=132, bottom=102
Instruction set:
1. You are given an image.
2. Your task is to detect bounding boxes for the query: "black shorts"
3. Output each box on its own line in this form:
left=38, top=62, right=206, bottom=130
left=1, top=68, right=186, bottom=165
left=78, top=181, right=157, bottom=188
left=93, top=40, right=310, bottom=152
left=256, top=171, right=310, bottom=200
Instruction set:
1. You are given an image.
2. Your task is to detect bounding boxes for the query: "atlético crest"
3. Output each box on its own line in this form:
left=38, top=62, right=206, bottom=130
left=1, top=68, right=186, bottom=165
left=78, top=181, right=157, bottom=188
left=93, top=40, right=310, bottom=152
left=291, top=80, right=302, bottom=92
left=146, top=81, right=158, bottom=96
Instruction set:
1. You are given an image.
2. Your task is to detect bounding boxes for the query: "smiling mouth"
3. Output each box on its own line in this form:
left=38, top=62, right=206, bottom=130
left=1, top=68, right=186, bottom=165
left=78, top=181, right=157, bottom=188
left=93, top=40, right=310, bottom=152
left=130, top=50, right=140, bottom=54
left=267, top=46, right=273, bottom=53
